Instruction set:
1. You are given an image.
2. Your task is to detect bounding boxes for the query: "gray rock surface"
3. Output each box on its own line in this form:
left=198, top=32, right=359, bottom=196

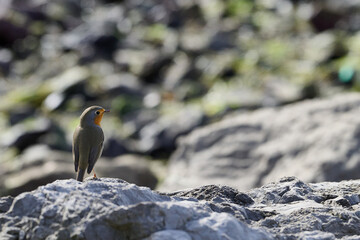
left=161, top=93, right=360, bottom=191
left=0, top=178, right=270, bottom=240
left=1, top=177, right=360, bottom=239
left=168, top=176, right=360, bottom=240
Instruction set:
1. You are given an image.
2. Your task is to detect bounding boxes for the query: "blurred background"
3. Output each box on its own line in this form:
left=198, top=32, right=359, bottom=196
left=1, top=0, right=360, bottom=196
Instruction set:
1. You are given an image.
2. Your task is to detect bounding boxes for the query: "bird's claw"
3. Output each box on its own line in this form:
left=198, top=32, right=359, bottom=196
left=92, top=173, right=100, bottom=180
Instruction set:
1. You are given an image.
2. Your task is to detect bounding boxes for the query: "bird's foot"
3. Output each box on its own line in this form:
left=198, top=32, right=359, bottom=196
left=92, top=173, right=99, bottom=180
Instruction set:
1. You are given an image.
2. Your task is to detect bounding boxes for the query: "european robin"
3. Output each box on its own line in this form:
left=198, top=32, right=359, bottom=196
left=73, top=106, right=110, bottom=182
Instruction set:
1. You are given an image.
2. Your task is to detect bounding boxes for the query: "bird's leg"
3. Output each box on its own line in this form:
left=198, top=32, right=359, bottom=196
left=93, top=169, right=97, bottom=179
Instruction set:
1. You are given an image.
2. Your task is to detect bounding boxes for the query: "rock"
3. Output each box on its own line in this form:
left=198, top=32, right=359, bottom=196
left=209, top=30, right=237, bottom=51
left=263, top=78, right=302, bottom=107
left=0, top=145, right=158, bottom=197
left=38, top=122, right=70, bottom=151
left=162, top=52, right=191, bottom=91
left=113, top=46, right=153, bottom=71
left=0, top=48, right=12, bottom=76
left=169, top=177, right=360, bottom=239
left=0, top=196, right=13, bottom=213
left=96, top=155, right=158, bottom=190
left=136, top=105, right=206, bottom=157
left=139, top=54, right=174, bottom=84
left=0, top=1, right=11, bottom=18
left=0, top=118, right=52, bottom=152
left=166, top=185, right=259, bottom=222
left=2, top=177, right=360, bottom=239
left=161, top=93, right=360, bottom=191
left=167, top=185, right=254, bottom=206
left=100, top=73, right=144, bottom=98
left=60, top=5, right=122, bottom=60
left=0, top=20, right=28, bottom=48
left=8, top=106, right=36, bottom=125
left=122, top=109, right=159, bottom=138
left=143, top=91, right=162, bottom=108
left=310, top=8, right=342, bottom=32
left=179, top=25, right=211, bottom=52
left=12, top=0, right=48, bottom=22
left=145, top=230, right=192, bottom=240
left=310, top=1, right=360, bottom=32
left=0, top=178, right=270, bottom=240
left=250, top=177, right=360, bottom=239
left=102, top=136, right=130, bottom=157
left=42, top=66, right=91, bottom=111
left=201, top=82, right=264, bottom=115
left=0, top=145, right=74, bottom=196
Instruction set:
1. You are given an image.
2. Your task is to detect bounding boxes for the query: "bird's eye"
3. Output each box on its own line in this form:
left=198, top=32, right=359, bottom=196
left=95, top=111, right=100, bottom=115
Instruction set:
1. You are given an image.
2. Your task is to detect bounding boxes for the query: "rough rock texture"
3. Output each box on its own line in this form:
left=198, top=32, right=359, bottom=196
left=169, top=176, right=360, bottom=240
left=161, top=93, right=360, bottom=191
left=1, top=177, right=360, bottom=240
left=0, top=178, right=270, bottom=240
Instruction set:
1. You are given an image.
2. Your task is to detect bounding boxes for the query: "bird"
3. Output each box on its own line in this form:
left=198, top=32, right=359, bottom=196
left=72, top=106, right=110, bottom=182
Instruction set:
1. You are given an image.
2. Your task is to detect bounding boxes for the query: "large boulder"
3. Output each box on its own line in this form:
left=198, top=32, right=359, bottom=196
left=161, top=93, right=360, bottom=191
left=0, top=178, right=270, bottom=240
left=1, top=177, right=360, bottom=239
left=170, top=176, right=360, bottom=239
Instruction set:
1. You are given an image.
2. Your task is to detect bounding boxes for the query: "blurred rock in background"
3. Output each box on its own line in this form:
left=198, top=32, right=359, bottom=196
left=160, top=94, right=360, bottom=191
left=1, top=0, right=360, bottom=196
left=0, top=144, right=157, bottom=196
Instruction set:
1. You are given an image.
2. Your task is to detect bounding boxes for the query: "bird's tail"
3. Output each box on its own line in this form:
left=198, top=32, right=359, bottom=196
left=76, top=169, right=85, bottom=182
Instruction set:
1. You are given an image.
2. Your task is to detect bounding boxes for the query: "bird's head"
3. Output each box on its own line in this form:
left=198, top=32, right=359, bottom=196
left=80, top=106, right=110, bottom=127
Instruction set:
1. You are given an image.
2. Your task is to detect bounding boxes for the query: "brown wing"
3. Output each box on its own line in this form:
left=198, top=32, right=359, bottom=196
left=87, top=142, right=104, bottom=174
left=86, top=127, right=104, bottom=174
left=73, top=127, right=81, bottom=172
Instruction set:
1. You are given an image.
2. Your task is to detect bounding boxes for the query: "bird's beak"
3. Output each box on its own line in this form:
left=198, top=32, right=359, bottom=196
left=104, top=109, right=110, bottom=113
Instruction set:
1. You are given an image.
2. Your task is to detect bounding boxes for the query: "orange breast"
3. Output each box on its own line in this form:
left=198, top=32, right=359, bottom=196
left=94, top=113, right=104, bottom=126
